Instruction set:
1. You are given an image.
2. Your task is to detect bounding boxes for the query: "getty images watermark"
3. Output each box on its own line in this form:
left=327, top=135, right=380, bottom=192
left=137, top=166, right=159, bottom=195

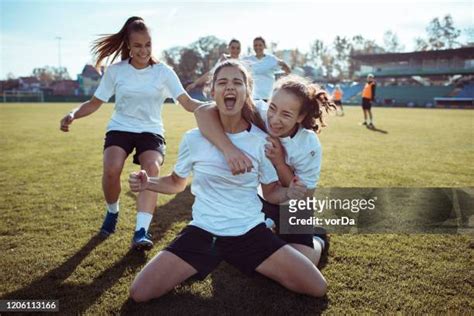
left=279, top=188, right=473, bottom=234
left=288, top=196, right=376, bottom=226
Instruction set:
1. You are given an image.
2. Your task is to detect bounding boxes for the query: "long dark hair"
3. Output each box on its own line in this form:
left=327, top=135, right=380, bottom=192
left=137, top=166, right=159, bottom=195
left=91, top=16, right=157, bottom=70
left=210, top=60, right=267, bottom=132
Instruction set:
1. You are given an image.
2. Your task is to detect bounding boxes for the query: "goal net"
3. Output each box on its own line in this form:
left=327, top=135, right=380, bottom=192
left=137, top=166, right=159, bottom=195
left=3, top=90, right=44, bottom=102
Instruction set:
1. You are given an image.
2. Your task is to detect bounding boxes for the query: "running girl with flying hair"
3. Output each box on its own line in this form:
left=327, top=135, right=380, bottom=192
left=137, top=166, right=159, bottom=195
left=59, top=16, right=204, bottom=250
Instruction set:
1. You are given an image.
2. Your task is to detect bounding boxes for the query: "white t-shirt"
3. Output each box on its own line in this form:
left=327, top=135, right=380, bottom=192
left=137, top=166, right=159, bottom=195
left=173, top=126, right=279, bottom=236
left=255, top=100, right=322, bottom=189
left=94, top=59, right=186, bottom=136
left=242, top=54, right=280, bottom=100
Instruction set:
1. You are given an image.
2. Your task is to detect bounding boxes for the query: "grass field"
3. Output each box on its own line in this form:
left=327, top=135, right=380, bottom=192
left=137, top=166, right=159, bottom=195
left=0, top=103, right=473, bottom=314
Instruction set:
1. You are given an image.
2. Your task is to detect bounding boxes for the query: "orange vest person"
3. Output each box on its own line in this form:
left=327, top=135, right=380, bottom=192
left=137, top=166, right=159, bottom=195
left=333, top=85, right=344, bottom=116
left=361, top=74, right=376, bottom=127
left=333, top=88, right=342, bottom=101
left=362, top=78, right=376, bottom=101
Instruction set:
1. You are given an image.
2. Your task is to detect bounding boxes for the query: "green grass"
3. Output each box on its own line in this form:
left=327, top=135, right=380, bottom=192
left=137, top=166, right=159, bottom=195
left=0, top=103, right=473, bottom=314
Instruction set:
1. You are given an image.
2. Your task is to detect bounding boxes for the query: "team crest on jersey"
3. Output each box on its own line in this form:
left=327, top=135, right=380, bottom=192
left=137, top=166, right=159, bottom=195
left=310, top=151, right=315, bottom=157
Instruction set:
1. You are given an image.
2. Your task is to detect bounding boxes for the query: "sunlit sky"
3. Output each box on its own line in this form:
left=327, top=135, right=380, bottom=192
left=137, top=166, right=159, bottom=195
left=1, top=0, right=472, bottom=79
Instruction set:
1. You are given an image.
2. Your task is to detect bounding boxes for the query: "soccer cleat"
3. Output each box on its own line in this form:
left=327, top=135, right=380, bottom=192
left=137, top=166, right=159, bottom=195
left=368, top=123, right=375, bottom=128
left=132, top=228, right=154, bottom=251
left=100, top=211, right=118, bottom=236
left=361, top=121, right=367, bottom=126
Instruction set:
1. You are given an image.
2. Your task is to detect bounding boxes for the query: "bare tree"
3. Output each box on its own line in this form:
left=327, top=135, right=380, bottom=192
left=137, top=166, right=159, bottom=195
left=162, top=36, right=227, bottom=83
left=32, top=66, right=70, bottom=86
left=333, top=36, right=352, bottom=79
left=348, top=35, right=384, bottom=79
left=383, top=30, right=405, bottom=52
left=415, top=14, right=461, bottom=50
left=308, top=39, right=335, bottom=79
left=308, top=39, right=326, bottom=69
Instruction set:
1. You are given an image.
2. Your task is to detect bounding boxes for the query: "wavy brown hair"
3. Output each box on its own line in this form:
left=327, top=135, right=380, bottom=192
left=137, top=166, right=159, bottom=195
left=210, top=60, right=267, bottom=132
left=91, top=16, right=157, bottom=70
left=274, top=75, right=337, bottom=133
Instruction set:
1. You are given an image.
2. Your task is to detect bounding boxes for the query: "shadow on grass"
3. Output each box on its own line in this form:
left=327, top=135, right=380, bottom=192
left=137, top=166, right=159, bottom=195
left=120, top=188, right=329, bottom=314
left=125, top=186, right=194, bottom=242
left=2, top=234, right=147, bottom=315
left=367, top=125, right=388, bottom=134
left=366, top=125, right=388, bottom=134
left=120, top=262, right=329, bottom=315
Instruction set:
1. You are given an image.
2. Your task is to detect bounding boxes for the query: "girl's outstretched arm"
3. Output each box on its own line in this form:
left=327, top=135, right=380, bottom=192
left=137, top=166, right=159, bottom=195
left=59, top=96, right=103, bottom=132
left=129, top=170, right=187, bottom=194
left=176, top=94, right=205, bottom=113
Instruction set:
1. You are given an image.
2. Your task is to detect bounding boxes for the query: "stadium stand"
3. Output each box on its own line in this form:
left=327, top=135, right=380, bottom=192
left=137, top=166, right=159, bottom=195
left=455, top=83, right=474, bottom=98
left=351, top=47, right=474, bottom=108
left=376, top=85, right=454, bottom=107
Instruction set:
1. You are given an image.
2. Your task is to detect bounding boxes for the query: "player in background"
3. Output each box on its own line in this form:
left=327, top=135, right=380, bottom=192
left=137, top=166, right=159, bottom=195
left=186, top=39, right=242, bottom=92
left=242, top=37, right=291, bottom=102
left=332, top=84, right=344, bottom=116
left=361, top=74, right=376, bottom=127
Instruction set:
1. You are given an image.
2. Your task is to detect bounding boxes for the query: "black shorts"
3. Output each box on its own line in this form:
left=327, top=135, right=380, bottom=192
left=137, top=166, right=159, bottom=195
left=165, top=224, right=286, bottom=280
left=334, top=100, right=342, bottom=106
left=362, top=98, right=372, bottom=110
left=103, top=130, right=166, bottom=165
left=260, top=197, right=314, bottom=248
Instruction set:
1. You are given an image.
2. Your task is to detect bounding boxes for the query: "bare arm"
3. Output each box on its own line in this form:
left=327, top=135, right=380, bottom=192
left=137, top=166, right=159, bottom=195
left=176, top=93, right=205, bottom=113
left=261, top=178, right=307, bottom=204
left=186, top=72, right=210, bottom=91
left=265, top=136, right=293, bottom=187
left=59, top=96, right=103, bottom=132
left=194, top=104, right=254, bottom=175
left=129, top=170, right=187, bottom=195
left=278, top=59, right=291, bottom=74
left=272, top=163, right=294, bottom=187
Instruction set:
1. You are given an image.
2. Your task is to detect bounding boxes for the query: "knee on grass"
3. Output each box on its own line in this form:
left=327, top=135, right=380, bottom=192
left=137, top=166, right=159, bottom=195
left=284, top=274, right=327, bottom=298
left=129, top=282, right=154, bottom=303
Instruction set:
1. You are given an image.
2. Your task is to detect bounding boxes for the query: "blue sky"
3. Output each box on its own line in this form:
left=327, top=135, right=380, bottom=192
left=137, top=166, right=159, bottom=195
left=1, top=0, right=472, bottom=79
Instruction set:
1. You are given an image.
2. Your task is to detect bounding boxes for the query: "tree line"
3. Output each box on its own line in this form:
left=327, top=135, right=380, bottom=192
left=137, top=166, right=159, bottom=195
left=5, top=14, right=472, bottom=85
left=163, top=14, right=471, bottom=83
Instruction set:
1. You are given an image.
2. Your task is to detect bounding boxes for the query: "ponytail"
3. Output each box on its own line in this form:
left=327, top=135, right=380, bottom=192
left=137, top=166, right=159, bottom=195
left=91, top=16, right=157, bottom=71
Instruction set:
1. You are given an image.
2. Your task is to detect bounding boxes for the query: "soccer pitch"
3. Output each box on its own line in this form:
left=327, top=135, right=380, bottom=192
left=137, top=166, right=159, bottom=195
left=0, top=103, right=472, bottom=314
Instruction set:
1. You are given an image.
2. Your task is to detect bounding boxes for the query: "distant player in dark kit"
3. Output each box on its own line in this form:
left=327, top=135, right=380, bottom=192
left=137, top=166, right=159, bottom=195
left=361, top=74, right=376, bottom=127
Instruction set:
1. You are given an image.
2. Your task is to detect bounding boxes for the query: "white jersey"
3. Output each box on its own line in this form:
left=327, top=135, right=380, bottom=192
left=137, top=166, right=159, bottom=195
left=173, top=126, right=278, bottom=236
left=94, top=59, right=186, bottom=136
left=242, top=54, right=280, bottom=100
left=255, top=100, right=322, bottom=189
